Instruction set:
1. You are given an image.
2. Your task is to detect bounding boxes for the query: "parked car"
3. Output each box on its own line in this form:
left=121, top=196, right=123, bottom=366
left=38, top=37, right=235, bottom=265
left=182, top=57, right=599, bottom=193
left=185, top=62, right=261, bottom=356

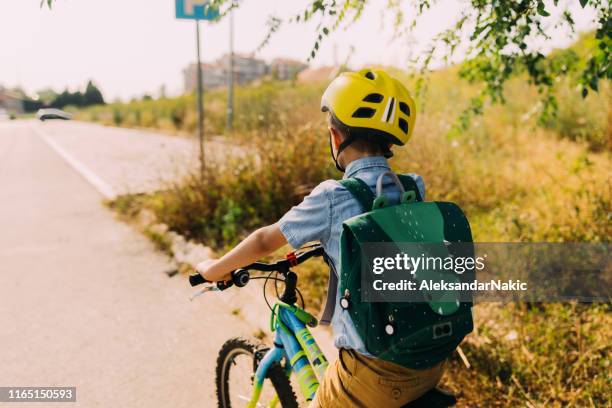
left=0, top=108, right=9, bottom=121
left=36, top=108, right=72, bottom=121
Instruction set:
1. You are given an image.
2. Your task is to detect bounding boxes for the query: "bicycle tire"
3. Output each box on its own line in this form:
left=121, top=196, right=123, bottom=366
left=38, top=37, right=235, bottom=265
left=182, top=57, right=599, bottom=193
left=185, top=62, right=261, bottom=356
left=215, top=337, right=298, bottom=408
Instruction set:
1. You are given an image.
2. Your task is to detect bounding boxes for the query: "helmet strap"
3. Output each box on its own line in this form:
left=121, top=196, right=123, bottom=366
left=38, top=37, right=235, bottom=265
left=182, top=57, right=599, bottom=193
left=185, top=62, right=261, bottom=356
left=329, top=134, right=356, bottom=173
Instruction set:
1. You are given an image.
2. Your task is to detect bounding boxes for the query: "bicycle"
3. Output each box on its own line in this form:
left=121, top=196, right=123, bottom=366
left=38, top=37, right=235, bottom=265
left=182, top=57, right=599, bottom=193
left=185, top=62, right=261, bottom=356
left=189, top=244, right=458, bottom=408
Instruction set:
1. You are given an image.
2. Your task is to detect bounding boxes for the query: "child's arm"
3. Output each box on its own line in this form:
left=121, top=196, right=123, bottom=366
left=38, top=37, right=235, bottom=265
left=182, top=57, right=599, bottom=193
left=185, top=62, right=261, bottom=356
left=196, top=223, right=287, bottom=282
left=198, top=180, right=332, bottom=282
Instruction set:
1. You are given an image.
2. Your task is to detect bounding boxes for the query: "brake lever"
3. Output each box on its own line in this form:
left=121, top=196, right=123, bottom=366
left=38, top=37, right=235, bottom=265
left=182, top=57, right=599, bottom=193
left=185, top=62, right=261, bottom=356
left=189, top=285, right=221, bottom=301
left=189, top=279, right=235, bottom=301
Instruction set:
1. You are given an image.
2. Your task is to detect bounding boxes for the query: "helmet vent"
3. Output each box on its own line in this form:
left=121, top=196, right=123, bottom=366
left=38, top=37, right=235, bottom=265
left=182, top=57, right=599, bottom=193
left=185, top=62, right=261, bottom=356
left=363, top=93, right=384, bottom=103
left=399, top=101, right=410, bottom=116
left=364, top=71, right=375, bottom=80
left=352, top=107, right=376, bottom=118
left=398, top=118, right=409, bottom=134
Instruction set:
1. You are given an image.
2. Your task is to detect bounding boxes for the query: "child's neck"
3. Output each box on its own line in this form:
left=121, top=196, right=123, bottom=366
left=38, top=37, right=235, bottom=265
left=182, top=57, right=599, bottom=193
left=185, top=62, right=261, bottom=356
left=342, top=150, right=383, bottom=168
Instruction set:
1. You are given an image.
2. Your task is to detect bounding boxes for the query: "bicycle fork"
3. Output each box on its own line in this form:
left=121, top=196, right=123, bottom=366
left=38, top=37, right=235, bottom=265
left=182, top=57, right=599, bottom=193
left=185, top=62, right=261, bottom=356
left=248, top=308, right=329, bottom=407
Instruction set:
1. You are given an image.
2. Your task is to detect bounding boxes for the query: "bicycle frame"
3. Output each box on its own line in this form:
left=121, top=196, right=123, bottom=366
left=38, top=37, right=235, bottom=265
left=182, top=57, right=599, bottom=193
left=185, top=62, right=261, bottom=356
left=247, top=301, right=329, bottom=408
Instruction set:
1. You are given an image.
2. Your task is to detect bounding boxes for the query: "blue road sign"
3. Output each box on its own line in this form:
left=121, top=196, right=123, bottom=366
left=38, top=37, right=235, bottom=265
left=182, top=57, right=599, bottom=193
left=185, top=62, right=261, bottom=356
left=175, top=0, right=220, bottom=20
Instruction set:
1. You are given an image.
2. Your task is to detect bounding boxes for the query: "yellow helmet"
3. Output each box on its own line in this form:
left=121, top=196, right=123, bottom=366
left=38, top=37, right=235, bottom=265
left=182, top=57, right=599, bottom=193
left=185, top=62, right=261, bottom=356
left=321, top=68, right=416, bottom=145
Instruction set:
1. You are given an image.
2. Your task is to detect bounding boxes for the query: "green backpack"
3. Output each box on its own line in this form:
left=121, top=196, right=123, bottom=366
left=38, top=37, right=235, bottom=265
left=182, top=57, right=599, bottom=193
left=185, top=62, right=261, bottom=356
left=337, top=172, right=474, bottom=369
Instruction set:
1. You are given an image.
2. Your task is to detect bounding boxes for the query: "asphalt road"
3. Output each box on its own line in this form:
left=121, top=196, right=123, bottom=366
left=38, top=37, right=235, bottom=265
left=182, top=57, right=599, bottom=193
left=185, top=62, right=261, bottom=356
left=29, top=120, right=202, bottom=196
left=0, top=120, right=289, bottom=407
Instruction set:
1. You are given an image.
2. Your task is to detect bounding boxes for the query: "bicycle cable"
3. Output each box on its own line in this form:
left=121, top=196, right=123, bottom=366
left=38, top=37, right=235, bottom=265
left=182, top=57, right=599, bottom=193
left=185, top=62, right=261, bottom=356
left=250, top=274, right=305, bottom=313
left=238, top=243, right=319, bottom=317
left=297, top=285, right=305, bottom=309
left=272, top=271, right=306, bottom=308
left=262, top=272, right=276, bottom=313
left=273, top=271, right=281, bottom=300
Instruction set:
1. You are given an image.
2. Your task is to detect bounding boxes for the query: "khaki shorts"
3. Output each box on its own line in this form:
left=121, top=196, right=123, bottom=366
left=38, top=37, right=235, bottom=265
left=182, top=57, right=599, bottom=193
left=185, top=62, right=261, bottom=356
left=309, top=349, right=445, bottom=408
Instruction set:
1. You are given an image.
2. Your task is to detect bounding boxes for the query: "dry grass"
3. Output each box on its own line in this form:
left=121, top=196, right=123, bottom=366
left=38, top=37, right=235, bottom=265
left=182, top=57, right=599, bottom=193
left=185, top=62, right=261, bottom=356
left=443, top=303, right=611, bottom=407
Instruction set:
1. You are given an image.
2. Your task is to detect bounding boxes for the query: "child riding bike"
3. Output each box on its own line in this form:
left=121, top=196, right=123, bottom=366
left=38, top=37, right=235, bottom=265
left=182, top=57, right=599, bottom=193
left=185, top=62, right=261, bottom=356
left=197, top=69, right=460, bottom=407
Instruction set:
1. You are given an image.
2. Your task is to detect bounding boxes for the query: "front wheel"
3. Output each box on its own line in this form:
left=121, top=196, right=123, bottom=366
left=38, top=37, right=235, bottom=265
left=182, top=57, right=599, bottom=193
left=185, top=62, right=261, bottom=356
left=215, top=337, right=298, bottom=408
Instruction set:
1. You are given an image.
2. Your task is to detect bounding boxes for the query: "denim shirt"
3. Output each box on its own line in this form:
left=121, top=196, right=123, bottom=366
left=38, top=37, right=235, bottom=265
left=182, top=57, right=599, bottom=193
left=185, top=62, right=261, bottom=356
left=278, top=156, right=425, bottom=356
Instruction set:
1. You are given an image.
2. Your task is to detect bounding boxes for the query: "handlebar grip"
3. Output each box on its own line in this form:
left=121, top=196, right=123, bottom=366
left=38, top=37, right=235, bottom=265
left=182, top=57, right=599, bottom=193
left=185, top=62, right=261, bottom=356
left=189, top=274, right=208, bottom=287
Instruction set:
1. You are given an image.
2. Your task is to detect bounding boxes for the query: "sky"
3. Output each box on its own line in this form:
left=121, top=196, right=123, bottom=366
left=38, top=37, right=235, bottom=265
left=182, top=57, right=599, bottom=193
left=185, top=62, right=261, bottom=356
left=0, top=0, right=599, bottom=101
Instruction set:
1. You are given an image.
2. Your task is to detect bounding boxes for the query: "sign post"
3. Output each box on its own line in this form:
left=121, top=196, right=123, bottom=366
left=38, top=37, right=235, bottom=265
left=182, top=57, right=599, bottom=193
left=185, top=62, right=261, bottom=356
left=175, top=0, right=219, bottom=178
left=195, top=21, right=204, bottom=177
left=227, top=1, right=235, bottom=131
left=226, top=0, right=236, bottom=132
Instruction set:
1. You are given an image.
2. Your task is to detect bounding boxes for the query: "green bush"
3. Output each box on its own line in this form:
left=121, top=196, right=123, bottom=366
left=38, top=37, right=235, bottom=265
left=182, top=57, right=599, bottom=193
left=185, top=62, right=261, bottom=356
left=75, top=80, right=324, bottom=136
left=544, top=81, right=611, bottom=151
left=146, top=122, right=335, bottom=248
left=112, top=108, right=123, bottom=126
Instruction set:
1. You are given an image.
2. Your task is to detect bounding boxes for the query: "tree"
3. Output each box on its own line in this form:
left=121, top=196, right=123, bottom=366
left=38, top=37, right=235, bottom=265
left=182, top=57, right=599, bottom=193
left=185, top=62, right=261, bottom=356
left=84, top=80, right=105, bottom=106
left=45, top=81, right=104, bottom=109
left=22, top=98, right=44, bottom=113
left=50, top=90, right=83, bottom=108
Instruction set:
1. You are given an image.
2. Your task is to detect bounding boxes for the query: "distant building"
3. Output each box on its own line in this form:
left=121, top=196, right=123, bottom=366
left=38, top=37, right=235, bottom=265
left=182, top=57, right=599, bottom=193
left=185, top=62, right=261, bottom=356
left=183, top=63, right=226, bottom=91
left=183, top=53, right=268, bottom=92
left=270, top=58, right=308, bottom=80
left=0, top=87, right=24, bottom=114
left=220, top=53, right=268, bottom=84
left=182, top=54, right=307, bottom=92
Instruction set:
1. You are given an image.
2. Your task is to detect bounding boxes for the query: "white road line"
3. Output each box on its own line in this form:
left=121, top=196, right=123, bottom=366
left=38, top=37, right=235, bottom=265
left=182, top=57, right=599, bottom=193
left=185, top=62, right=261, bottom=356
left=31, top=124, right=117, bottom=200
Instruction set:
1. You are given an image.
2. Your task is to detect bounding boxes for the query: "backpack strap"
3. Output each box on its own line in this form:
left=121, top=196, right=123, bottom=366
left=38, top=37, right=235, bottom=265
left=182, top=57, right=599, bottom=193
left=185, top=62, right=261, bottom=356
left=397, top=174, right=423, bottom=202
left=338, top=178, right=375, bottom=212
left=322, top=178, right=373, bottom=326
left=340, top=174, right=423, bottom=210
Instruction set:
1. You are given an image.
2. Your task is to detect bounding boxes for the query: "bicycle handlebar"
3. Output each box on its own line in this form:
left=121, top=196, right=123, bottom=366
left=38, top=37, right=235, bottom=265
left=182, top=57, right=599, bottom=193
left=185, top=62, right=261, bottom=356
left=188, top=244, right=325, bottom=289
left=245, top=244, right=325, bottom=272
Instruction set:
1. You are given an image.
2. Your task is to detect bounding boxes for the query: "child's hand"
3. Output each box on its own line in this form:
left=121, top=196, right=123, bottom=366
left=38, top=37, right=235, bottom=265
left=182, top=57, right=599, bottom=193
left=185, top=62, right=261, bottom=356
left=196, top=259, right=218, bottom=281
